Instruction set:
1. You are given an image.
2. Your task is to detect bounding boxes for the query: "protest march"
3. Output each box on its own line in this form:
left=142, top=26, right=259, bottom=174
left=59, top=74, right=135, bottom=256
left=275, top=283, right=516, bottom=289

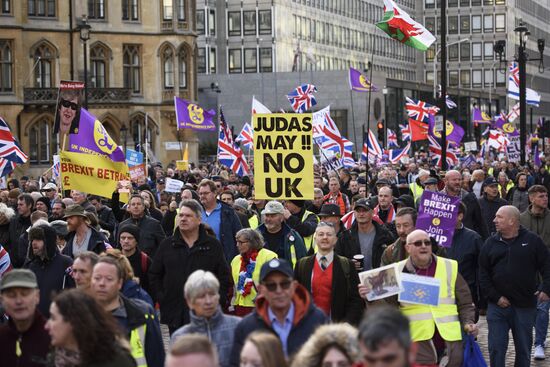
left=2, top=1, right=550, bottom=367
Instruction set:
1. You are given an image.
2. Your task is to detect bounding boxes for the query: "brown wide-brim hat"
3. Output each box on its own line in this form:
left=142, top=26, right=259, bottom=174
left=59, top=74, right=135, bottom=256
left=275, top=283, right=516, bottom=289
left=63, top=204, right=88, bottom=219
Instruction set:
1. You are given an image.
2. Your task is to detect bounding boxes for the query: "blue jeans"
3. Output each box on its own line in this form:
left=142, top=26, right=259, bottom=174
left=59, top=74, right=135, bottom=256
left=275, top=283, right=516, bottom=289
left=487, top=302, right=536, bottom=367
left=535, top=300, right=550, bottom=347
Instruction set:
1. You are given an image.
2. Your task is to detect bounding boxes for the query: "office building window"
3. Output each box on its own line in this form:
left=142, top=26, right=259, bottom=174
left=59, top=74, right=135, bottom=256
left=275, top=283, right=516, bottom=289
left=449, top=70, right=459, bottom=86
left=483, top=14, right=493, bottom=32
left=425, top=17, right=435, bottom=34
left=471, top=0, right=480, bottom=5
left=244, top=11, right=256, bottom=36
left=496, top=68, right=506, bottom=86
left=460, top=70, right=470, bottom=87
left=460, top=0, right=469, bottom=5
left=259, top=10, right=271, bottom=35
left=228, top=11, right=241, bottom=36
left=484, top=42, right=493, bottom=60
left=2, top=0, right=10, bottom=14
left=448, top=16, right=458, bottom=34
left=177, top=0, right=184, bottom=20
left=34, top=42, right=55, bottom=88
left=472, top=70, right=482, bottom=87
left=122, top=0, right=139, bottom=21
left=495, top=14, right=505, bottom=32
left=472, top=42, right=481, bottom=60
left=244, top=48, right=257, bottom=73
left=472, top=15, right=481, bottom=33
left=123, top=44, right=141, bottom=93
left=229, top=48, right=241, bottom=73
left=29, top=118, right=57, bottom=164
left=426, top=44, right=435, bottom=62
left=162, top=0, right=172, bottom=20
left=426, top=71, right=434, bottom=83
left=196, top=10, right=205, bottom=34
left=260, top=47, right=272, bottom=72
left=161, top=46, right=174, bottom=89
left=460, top=42, right=470, bottom=61
left=197, top=48, right=206, bottom=73
left=495, top=0, right=505, bottom=4
left=449, top=0, right=458, bottom=7
left=208, top=9, right=216, bottom=36
left=90, top=43, right=109, bottom=88
left=484, top=0, right=493, bottom=4
left=449, top=44, right=458, bottom=61
left=28, top=0, right=55, bottom=17
left=88, top=0, right=105, bottom=19
left=0, top=40, right=13, bottom=92
left=178, top=48, right=187, bottom=88
left=484, top=69, right=493, bottom=87
left=425, top=0, right=435, bottom=8
left=209, top=48, right=216, bottom=74
left=460, top=15, right=470, bottom=33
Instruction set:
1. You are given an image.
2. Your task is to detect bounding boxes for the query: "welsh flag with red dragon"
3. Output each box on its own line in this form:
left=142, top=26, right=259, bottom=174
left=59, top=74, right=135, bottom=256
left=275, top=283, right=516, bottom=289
left=376, top=0, right=436, bottom=51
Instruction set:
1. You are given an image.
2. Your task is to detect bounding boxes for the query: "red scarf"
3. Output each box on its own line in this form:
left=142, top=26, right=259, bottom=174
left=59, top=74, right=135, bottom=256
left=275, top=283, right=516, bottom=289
left=373, top=204, right=395, bottom=223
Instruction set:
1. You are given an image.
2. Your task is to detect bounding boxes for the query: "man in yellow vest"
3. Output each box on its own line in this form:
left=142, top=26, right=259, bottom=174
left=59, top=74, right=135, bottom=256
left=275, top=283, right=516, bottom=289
left=283, top=200, right=319, bottom=255
left=398, top=229, right=477, bottom=367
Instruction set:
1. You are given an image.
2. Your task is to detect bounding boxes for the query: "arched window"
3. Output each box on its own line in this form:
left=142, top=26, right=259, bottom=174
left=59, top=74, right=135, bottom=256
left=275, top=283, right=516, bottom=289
left=33, top=43, right=55, bottom=88
left=178, top=47, right=188, bottom=89
left=90, top=43, right=109, bottom=88
left=29, top=117, right=57, bottom=164
left=0, top=40, right=13, bottom=92
left=123, top=44, right=141, bottom=93
left=130, top=114, right=155, bottom=156
left=162, top=47, right=174, bottom=89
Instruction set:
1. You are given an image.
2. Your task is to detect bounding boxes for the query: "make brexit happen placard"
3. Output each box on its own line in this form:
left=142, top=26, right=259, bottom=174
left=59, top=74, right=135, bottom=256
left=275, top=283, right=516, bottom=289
left=253, top=114, right=314, bottom=200
left=416, top=191, right=460, bottom=248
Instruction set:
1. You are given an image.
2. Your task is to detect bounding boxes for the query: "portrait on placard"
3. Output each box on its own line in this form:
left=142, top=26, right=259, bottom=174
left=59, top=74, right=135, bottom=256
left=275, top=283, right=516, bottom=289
left=54, top=81, right=84, bottom=136
left=358, top=264, right=403, bottom=302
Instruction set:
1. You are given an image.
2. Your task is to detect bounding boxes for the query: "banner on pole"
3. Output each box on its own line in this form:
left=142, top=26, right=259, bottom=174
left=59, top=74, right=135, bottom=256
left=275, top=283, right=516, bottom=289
left=126, top=149, right=143, bottom=167
left=253, top=114, right=314, bottom=200
left=416, top=191, right=460, bottom=248
left=60, top=151, right=129, bottom=199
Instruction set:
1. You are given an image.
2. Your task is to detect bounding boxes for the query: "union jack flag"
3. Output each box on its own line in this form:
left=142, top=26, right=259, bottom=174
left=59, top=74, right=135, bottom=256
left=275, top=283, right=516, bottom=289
left=320, top=113, right=346, bottom=156
left=0, top=117, right=28, bottom=164
left=399, top=123, right=411, bottom=141
left=217, top=109, right=250, bottom=176
left=428, top=135, right=458, bottom=167
left=235, top=123, right=254, bottom=150
left=405, top=97, right=440, bottom=123
left=509, top=61, right=519, bottom=87
left=340, top=137, right=356, bottom=168
left=287, top=84, right=318, bottom=113
left=361, top=130, right=383, bottom=163
left=387, top=128, right=398, bottom=148
left=389, top=143, right=411, bottom=164
left=0, top=159, right=17, bottom=177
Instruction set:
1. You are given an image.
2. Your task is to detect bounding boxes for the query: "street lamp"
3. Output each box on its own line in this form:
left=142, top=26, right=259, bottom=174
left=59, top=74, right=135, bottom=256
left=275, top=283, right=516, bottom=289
left=433, top=38, right=469, bottom=99
left=78, top=15, right=91, bottom=109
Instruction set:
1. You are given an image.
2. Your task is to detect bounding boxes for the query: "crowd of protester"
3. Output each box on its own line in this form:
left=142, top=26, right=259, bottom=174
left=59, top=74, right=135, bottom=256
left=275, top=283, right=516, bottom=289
left=1, top=155, right=550, bottom=366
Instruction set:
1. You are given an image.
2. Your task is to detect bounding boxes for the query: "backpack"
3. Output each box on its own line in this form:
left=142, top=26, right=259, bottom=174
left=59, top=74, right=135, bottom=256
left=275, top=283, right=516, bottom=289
left=140, top=251, right=151, bottom=274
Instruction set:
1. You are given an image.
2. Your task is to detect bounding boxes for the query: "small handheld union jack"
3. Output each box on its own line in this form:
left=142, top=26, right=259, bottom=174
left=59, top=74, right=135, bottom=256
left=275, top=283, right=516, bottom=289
left=235, top=123, right=254, bottom=150
left=286, top=84, right=318, bottom=113
left=217, top=109, right=250, bottom=177
left=399, top=123, right=411, bottom=142
left=405, top=97, right=439, bottom=123
left=387, top=128, right=398, bottom=148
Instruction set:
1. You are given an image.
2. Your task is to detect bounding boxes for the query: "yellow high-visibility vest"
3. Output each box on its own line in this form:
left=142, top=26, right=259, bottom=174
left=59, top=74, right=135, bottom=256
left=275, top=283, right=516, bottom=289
left=398, top=256, right=462, bottom=342
left=301, top=210, right=319, bottom=253
left=130, top=317, right=149, bottom=367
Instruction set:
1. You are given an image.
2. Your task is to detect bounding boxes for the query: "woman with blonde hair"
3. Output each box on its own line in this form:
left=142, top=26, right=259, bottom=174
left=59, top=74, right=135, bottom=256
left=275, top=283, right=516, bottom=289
left=230, top=228, right=277, bottom=316
left=101, top=249, right=154, bottom=307
left=290, top=323, right=360, bottom=367
left=240, top=331, right=287, bottom=367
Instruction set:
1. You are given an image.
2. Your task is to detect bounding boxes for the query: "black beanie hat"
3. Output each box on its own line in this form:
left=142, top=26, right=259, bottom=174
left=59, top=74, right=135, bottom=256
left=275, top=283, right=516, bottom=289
left=289, top=199, right=305, bottom=208
left=118, top=223, right=140, bottom=243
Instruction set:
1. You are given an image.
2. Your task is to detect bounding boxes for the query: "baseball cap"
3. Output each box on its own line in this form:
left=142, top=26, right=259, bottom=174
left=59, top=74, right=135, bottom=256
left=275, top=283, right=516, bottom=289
left=261, top=201, right=285, bottom=215
left=376, top=178, right=391, bottom=186
left=41, top=182, right=57, bottom=191
left=354, top=198, right=375, bottom=210
left=423, top=177, right=438, bottom=186
left=483, top=177, right=498, bottom=187
left=259, top=258, right=294, bottom=282
left=0, top=269, right=38, bottom=291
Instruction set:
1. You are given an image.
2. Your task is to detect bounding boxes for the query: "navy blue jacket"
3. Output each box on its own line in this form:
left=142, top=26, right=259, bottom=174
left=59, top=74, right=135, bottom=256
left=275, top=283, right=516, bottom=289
left=479, top=226, right=550, bottom=308
left=448, top=225, right=483, bottom=303
left=229, top=284, right=327, bottom=367
left=214, top=201, right=242, bottom=263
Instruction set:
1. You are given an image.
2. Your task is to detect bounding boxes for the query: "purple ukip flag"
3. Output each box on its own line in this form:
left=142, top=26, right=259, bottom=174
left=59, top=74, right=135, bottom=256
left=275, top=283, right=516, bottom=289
left=174, top=96, right=216, bottom=131
left=416, top=191, right=460, bottom=248
left=68, top=108, right=125, bottom=162
left=349, top=67, right=378, bottom=92
left=428, top=115, right=464, bottom=146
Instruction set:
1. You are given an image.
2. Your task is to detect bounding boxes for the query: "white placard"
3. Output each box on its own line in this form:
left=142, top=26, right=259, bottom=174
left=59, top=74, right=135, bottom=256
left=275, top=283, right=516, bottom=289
left=165, top=178, right=184, bottom=193
left=165, top=142, right=182, bottom=151
left=434, top=115, right=444, bottom=132
left=464, top=141, right=477, bottom=152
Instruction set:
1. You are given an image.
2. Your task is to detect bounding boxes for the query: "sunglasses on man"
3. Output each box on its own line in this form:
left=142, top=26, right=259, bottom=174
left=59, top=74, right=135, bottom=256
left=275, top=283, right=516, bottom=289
left=262, top=279, right=292, bottom=292
left=407, top=239, right=431, bottom=247
left=60, top=98, right=78, bottom=111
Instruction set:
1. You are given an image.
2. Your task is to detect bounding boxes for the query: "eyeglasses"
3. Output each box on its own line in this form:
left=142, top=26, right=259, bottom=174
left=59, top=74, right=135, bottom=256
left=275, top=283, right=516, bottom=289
left=60, top=98, right=78, bottom=111
left=236, top=240, right=249, bottom=245
left=263, top=279, right=292, bottom=292
left=407, top=239, right=431, bottom=247
left=198, top=191, right=213, bottom=196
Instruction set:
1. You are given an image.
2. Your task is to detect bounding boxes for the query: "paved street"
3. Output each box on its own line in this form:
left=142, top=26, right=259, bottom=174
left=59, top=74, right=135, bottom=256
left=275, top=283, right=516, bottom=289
left=163, top=316, right=550, bottom=366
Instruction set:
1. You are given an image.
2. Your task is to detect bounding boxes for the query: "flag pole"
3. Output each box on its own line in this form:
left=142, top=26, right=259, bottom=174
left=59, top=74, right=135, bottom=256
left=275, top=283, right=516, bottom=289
left=349, top=89, right=358, bottom=158
left=145, top=112, right=149, bottom=179
left=365, top=35, right=377, bottom=179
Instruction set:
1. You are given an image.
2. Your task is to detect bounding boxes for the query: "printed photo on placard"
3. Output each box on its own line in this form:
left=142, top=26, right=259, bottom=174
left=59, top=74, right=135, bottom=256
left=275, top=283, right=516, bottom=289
left=54, top=80, right=84, bottom=135
left=358, top=263, right=403, bottom=301
left=398, top=272, right=441, bottom=306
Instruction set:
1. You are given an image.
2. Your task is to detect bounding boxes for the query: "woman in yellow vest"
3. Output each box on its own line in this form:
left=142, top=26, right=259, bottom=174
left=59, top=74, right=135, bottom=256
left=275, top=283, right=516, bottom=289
left=230, top=228, right=277, bottom=317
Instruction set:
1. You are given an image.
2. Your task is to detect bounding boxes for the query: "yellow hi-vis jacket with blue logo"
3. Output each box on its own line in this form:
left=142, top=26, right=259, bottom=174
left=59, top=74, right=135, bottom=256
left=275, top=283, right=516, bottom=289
left=302, top=209, right=319, bottom=253
left=398, top=256, right=462, bottom=342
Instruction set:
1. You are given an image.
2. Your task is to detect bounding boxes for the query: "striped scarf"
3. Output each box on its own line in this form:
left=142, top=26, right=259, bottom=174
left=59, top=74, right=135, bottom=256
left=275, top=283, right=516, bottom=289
left=237, top=250, right=258, bottom=297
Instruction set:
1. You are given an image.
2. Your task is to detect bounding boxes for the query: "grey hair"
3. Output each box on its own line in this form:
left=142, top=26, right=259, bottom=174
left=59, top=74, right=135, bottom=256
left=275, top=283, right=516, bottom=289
left=316, top=221, right=336, bottom=233
left=313, top=188, right=324, bottom=196
left=236, top=228, right=265, bottom=251
left=359, top=306, right=411, bottom=352
left=0, top=203, right=15, bottom=221
left=184, top=270, right=220, bottom=302
left=179, top=199, right=203, bottom=218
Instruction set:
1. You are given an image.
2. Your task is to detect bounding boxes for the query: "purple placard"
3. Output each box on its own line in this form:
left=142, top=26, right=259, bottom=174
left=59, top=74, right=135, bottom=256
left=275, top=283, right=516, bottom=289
left=416, top=191, right=460, bottom=248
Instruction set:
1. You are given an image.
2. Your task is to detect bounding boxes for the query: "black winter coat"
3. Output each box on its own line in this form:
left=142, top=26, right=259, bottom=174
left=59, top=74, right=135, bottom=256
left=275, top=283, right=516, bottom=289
left=118, top=215, right=166, bottom=257
left=149, top=224, right=231, bottom=329
left=62, top=226, right=108, bottom=258
left=479, top=195, right=508, bottom=235
left=7, top=213, right=30, bottom=260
